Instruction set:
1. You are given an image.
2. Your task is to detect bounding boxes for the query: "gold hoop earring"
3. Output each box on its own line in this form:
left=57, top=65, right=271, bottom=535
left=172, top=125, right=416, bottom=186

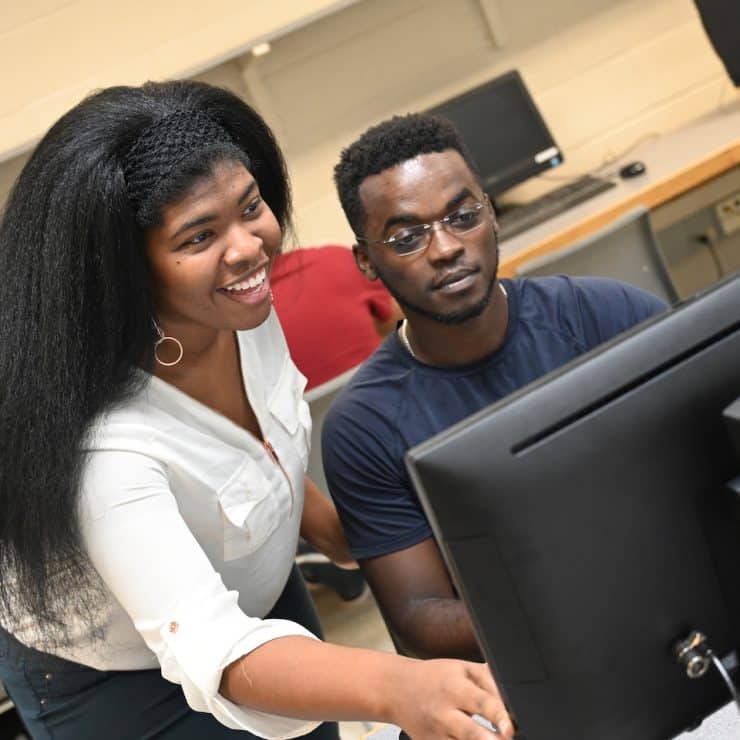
left=152, top=320, right=183, bottom=367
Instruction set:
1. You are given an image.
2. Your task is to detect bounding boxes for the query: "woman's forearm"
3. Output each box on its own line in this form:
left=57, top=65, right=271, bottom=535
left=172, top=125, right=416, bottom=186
left=221, top=636, right=399, bottom=722
left=220, top=635, right=515, bottom=739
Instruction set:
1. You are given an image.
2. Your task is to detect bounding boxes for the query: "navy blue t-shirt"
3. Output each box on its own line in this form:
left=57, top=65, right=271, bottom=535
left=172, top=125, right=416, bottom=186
left=322, top=276, right=667, bottom=560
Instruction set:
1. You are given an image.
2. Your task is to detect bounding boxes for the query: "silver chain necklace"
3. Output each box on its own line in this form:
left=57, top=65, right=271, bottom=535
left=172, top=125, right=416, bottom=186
left=398, top=319, right=417, bottom=358
left=398, top=281, right=508, bottom=360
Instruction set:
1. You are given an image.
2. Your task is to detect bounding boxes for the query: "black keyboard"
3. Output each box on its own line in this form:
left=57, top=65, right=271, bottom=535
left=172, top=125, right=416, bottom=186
left=496, top=175, right=616, bottom=241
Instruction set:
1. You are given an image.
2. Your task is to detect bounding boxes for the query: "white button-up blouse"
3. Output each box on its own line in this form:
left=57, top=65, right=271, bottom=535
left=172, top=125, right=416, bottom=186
left=17, top=310, right=322, bottom=738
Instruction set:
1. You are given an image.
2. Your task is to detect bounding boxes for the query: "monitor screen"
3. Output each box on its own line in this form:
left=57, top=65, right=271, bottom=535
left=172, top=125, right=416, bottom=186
left=406, top=274, right=740, bottom=740
left=426, top=70, right=562, bottom=197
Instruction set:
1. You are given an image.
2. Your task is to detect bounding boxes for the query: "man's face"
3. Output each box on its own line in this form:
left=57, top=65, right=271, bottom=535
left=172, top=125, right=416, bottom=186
left=355, top=150, right=499, bottom=325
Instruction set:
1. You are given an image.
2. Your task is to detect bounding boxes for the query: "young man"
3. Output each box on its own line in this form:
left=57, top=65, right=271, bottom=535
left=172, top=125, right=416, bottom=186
left=323, top=113, right=667, bottom=661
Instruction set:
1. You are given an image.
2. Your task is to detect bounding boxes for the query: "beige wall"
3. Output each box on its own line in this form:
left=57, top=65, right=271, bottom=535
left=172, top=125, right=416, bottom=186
left=246, top=0, right=736, bottom=246
left=0, top=0, right=359, bottom=160
left=1, top=0, right=737, bottom=245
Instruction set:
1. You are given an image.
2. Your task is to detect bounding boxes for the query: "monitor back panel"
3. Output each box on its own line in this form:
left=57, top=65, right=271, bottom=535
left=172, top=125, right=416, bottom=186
left=407, top=278, right=740, bottom=740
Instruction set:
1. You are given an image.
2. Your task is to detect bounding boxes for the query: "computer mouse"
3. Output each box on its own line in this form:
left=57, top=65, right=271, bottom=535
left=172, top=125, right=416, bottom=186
left=619, top=160, right=646, bottom=178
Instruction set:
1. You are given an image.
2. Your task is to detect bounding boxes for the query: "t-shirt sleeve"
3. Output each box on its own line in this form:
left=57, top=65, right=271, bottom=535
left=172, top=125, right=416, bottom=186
left=321, top=394, right=433, bottom=560
left=79, top=450, right=320, bottom=739
left=568, top=277, right=669, bottom=344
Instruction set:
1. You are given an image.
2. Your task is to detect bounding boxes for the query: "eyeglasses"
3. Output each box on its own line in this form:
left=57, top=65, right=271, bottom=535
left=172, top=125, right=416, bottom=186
left=355, top=200, right=491, bottom=257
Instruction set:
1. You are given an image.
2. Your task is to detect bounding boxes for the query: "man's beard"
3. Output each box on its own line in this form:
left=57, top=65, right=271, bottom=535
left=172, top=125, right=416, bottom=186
left=372, top=241, right=499, bottom=325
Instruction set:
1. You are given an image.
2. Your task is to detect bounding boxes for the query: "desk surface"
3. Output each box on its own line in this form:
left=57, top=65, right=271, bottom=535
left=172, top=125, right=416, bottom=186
left=498, top=101, right=740, bottom=277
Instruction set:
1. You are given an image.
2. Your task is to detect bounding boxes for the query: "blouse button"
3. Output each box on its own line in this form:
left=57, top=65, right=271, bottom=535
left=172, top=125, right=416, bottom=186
left=44, top=672, right=53, bottom=681
left=39, top=698, right=47, bottom=706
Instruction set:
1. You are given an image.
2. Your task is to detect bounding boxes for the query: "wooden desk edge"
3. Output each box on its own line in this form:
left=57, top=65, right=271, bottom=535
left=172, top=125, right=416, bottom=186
left=499, top=141, right=740, bottom=277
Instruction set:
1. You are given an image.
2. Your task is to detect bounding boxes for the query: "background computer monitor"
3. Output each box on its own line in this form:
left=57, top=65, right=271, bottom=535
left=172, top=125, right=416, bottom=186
left=406, top=274, right=740, bottom=740
left=426, top=69, right=562, bottom=197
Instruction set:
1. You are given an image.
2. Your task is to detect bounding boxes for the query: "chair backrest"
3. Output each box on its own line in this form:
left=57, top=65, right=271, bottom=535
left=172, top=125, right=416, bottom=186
left=516, top=206, right=679, bottom=304
left=303, top=365, right=360, bottom=496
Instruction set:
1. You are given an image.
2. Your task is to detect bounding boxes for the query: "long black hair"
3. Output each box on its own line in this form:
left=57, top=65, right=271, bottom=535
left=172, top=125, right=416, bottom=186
left=0, top=80, right=292, bottom=645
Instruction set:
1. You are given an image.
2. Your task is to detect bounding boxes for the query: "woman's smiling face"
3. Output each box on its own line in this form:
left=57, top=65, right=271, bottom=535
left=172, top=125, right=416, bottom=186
left=145, top=159, right=282, bottom=336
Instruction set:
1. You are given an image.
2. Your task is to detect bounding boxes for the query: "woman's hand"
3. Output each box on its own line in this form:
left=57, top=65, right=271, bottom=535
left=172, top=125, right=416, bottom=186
left=300, top=476, right=358, bottom=569
left=389, top=659, right=515, bottom=739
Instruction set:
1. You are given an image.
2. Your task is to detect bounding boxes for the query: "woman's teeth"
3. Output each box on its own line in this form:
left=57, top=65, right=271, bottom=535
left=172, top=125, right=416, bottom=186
left=224, top=269, right=266, bottom=292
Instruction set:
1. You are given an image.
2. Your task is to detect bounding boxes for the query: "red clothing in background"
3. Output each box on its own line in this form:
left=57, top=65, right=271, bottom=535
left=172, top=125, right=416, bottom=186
left=271, top=245, right=395, bottom=390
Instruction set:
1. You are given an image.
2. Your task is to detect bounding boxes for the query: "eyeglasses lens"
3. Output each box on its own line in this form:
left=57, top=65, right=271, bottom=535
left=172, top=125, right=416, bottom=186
left=391, top=203, right=486, bottom=256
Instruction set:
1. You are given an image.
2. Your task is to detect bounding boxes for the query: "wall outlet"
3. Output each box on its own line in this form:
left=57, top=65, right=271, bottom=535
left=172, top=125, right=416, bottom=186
left=715, top=191, right=740, bottom=236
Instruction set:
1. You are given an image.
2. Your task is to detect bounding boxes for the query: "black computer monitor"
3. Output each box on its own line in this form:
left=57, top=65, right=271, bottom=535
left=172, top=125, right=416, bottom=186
left=426, top=70, right=562, bottom=197
left=406, top=274, right=740, bottom=740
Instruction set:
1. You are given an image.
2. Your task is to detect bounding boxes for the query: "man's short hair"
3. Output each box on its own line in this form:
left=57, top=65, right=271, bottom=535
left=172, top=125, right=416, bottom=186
left=334, top=113, right=480, bottom=237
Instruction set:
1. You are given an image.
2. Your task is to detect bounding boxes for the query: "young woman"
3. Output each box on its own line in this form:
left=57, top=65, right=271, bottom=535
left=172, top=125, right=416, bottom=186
left=0, top=80, right=513, bottom=740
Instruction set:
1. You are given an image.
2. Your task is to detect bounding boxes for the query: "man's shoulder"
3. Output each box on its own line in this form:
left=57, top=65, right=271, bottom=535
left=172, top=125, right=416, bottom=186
left=333, top=340, right=409, bottom=405
left=511, top=275, right=667, bottom=350
left=515, top=273, right=653, bottom=302
left=324, top=340, right=411, bottom=433
left=514, top=275, right=666, bottom=318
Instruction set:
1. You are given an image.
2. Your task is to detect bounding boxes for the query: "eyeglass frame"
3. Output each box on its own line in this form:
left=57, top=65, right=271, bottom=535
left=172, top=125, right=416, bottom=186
left=354, top=196, right=496, bottom=257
